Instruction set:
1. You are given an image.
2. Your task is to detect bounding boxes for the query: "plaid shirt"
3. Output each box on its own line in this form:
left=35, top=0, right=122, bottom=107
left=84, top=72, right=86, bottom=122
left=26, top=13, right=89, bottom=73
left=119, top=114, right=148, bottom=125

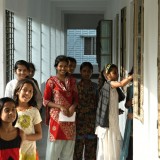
left=96, top=81, right=110, bottom=128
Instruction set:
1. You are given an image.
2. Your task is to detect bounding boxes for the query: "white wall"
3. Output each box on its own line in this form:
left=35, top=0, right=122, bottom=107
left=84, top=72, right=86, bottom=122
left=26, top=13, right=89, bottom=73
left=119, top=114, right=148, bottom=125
left=3, top=0, right=52, bottom=92
left=1, top=0, right=159, bottom=159
left=105, top=0, right=159, bottom=159
left=133, top=0, right=158, bottom=159
left=0, top=0, right=6, bottom=97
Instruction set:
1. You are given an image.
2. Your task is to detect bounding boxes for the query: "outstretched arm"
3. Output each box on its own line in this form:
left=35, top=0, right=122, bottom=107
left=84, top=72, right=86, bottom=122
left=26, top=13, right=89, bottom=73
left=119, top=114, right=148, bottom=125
left=110, top=75, right=133, bottom=88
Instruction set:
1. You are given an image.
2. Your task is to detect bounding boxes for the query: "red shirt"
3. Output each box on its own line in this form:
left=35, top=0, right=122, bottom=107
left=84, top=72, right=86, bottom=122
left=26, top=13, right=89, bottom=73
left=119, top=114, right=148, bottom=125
left=43, top=76, right=78, bottom=141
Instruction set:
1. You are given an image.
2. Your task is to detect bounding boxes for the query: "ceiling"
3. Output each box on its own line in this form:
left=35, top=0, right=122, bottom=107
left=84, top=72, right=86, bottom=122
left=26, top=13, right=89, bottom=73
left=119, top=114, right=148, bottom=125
left=49, top=0, right=109, bottom=14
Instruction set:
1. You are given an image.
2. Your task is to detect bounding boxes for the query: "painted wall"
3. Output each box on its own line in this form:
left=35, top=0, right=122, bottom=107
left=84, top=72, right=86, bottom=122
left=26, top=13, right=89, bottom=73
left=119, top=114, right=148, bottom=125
left=105, top=0, right=159, bottom=159
left=67, top=29, right=97, bottom=64
left=2, top=0, right=52, bottom=94
left=0, top=0, right=6, bottom=97
left=1, top=0, right=159, bottom=159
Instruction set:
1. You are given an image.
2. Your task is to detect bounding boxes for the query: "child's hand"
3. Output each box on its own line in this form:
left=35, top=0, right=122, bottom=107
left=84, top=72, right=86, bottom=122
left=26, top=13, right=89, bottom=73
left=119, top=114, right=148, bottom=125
left=68, top=105, right=75, bottom=117
left=125, top=99, right=132, bottom=108
left=119, top=108, right=124, bottom=115
left=127, top=113, right=133, bottom=119
left=60, top=105, right=69, bottom=116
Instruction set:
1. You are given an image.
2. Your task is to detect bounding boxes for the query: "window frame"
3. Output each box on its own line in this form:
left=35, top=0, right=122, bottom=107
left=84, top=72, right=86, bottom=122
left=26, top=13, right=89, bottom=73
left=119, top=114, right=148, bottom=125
left=133, top=0, right=144, bottom=123
left=84, top=36, right=96, bottom=55
left=5, top=10, right=14, bottom=83
left=27, top=17, right=32, bottom=62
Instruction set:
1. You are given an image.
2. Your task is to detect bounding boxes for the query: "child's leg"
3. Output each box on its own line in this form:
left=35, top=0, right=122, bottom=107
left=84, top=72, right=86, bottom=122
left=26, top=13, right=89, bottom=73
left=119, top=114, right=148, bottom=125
left=45, top=133, right=62, bottom=160
left=73, top=138, right=84, bottom=160
left=60, top=140, right=75, bottom=160
left=85, top=137, right=97, bottom=160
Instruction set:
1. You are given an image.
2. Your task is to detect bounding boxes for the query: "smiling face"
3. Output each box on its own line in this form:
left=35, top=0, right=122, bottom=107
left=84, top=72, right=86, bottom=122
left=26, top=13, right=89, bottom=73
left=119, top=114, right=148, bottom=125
left=56, top=61, right=68, bottom=76
left=0, top=102, right=17, bottom=123
left=15, top=65, right=29, bottom=80
left=18, top=83, right=34, bottom=104
left=68, top=61, right=76, bottom=75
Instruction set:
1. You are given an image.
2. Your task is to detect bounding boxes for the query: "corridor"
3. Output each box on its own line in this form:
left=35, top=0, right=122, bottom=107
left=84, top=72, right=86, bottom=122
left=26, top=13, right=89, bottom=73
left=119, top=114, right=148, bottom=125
left=0, top=0, right=159, bottom=159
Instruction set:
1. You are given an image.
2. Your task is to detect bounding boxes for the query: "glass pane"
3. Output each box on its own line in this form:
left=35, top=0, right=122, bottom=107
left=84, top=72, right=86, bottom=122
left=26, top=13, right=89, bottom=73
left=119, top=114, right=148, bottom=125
left=101, top=21, right=112, bottom=37
left=101, top=39, right=111, bottom=54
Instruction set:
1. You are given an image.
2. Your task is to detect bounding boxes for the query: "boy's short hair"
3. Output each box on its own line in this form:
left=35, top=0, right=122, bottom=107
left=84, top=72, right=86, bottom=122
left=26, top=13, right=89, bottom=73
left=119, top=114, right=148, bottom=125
left=67, top=56, right=77, bottom=64
left=14, top=60, right=30, bottom=71
left=80, top=62, right=93, bottom=71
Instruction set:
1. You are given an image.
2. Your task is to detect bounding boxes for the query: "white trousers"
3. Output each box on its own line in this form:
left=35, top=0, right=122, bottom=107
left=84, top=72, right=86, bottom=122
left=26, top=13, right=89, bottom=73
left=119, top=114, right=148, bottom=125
left=96, top=127, right=122, bottom=160
left=45, top=133, right=75, bottom=160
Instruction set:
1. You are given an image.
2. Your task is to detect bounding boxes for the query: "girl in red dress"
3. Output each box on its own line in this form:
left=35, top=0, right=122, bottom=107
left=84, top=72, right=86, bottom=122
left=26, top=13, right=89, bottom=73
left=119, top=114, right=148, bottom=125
left=43, top=55, right=78, bottom=160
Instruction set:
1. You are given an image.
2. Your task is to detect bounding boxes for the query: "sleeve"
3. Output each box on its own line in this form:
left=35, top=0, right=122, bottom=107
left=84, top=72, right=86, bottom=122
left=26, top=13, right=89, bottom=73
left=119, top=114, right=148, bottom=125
left=43, top=78, right=54, bottom=107
left=43, top=78, right=54, bottom=126
left=4, top=81, right=13, bottom=98
left=71, top=77, right=78, bottom=104
left=126, top=85, right=133, bottom=101
left=33, top=108, right=42, bottom=125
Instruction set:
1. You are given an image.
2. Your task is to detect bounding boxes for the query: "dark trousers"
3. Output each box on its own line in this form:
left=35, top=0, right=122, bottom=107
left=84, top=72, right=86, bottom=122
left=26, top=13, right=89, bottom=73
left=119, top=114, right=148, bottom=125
left=73, top=137, right=97, bottom=160
left=126, top=136, right=133, bottom=160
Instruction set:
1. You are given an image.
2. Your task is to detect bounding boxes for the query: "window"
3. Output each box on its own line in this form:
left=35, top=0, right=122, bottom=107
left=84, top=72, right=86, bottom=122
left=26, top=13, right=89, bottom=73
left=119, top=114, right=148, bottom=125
left=27, top=17, right=32, bottom=62
left=84, top=37, right=96, bottom=55
left=133, top=0, right=144, bottom=123
left=96, top=20, right=112, bottom=70
left=6, top=10, right=14, bottom=83
left=120, top=7, right=127, bottom=79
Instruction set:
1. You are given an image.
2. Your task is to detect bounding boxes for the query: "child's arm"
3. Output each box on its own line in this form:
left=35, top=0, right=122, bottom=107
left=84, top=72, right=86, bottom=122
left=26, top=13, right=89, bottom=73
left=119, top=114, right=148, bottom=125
left=68, top=78, right=78, bottom=117
left=19, top=129, right=26, bottom=141
left=68, top=102, right=77, bottom=117
left=25, top=123, right=42, bottom=141
left=110, top=75, right=133, bottom=88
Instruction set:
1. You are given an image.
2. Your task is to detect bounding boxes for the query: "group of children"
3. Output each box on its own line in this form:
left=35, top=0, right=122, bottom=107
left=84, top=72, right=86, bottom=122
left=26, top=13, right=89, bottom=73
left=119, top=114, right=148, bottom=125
left=0, top=55, right=133, bottom=160
left=0, top=61, right=42, bottom=160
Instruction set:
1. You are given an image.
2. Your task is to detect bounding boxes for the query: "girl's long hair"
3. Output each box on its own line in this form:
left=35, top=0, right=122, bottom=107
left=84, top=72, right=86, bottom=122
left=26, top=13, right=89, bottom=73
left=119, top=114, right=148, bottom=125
left=13, top=78, right=37, bottom=107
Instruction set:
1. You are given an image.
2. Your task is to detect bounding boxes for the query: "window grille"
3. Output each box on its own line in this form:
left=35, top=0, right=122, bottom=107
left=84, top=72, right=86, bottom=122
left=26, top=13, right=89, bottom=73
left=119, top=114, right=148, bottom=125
left=27, top=17, right=32, bottom=62
left=6, top=10, right=14, bottom=83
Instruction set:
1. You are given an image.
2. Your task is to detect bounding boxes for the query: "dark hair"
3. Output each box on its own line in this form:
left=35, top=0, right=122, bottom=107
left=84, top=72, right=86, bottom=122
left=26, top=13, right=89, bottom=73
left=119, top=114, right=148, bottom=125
left=128, top=67, right=133, bottom=75
left=80, top=62, right=93, bottom=71
left=14, top=60, right=30, bottom=71
left=104, top=63, right=118, bottom=74
left=54, top=55, right=69, bottom=67
left=98, top=70, right=106, bottom=91
left=28, top=62, right=36, bottom=72
left=0, top=97, right=17, bottom=126
left=67, top=57, right=77, bottom=64
left=13, top=78, right=37, bottom=107
left=98, top=64, right=118, bottom=91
